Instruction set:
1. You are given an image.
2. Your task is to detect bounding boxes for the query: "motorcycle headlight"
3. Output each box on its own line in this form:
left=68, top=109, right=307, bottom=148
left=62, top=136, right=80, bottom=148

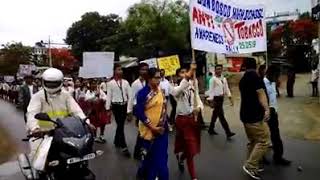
left=62, top=137, right=86, bottom=148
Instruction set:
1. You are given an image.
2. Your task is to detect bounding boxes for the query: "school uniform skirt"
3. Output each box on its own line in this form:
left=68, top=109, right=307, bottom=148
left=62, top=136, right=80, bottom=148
left=88, top=99, right=111, bottom=128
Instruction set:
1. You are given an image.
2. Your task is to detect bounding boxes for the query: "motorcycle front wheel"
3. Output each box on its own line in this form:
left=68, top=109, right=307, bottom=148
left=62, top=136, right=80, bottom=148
left=46, top=173, right=56, bottom=180
left=38, top=173, right=55, bottom=180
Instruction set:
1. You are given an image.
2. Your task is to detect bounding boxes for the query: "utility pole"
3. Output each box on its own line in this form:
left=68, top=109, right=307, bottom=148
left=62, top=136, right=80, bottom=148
left=48, top=36, right=52, bottom=67
left=39, top=37, right=67, bottom=67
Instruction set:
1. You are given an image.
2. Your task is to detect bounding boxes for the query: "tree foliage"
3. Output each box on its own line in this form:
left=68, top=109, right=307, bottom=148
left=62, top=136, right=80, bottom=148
left=121, top=0, right=190, bottom=58
left=0, top=42, right=32, bottom=75
left=65, top=0, right=190, bottom=60
left=65, top=12, right=121, bottom=61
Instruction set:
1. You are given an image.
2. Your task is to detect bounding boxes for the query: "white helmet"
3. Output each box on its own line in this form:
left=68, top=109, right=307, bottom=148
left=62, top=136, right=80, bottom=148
left=42, top=68, right=64, bottom=94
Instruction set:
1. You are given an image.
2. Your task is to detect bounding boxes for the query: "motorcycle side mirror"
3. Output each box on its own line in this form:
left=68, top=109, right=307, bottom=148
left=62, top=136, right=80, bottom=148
left=35, top=113, right=59, bottom=126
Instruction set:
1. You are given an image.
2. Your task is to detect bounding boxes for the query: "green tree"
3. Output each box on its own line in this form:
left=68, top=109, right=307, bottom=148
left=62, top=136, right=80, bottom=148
left=65, top=12, right=121, bottom=61
left=121, top=0, right=190, bottom=58
left=65, top=1, right=190, bottom=60
left=0, top=42, right=32, bottom=75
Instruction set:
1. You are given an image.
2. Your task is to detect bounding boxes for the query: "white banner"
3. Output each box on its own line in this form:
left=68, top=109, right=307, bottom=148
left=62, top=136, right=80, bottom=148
left=4, top=76, right=15, bottom=83
left=190, top=0, right=266, bottom=54
left=79, top=52, right=114, bottom=78
left=17, top=64, right=36, bottom=77
left=141, top=58, right=158, bottom=68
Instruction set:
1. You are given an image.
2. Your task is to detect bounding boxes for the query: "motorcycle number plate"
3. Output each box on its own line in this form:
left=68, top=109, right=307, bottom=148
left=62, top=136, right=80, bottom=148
left=67, top=153, right=96, bottom=164
left=67, top=157, right=81, bottom=164
left=83, top=153, right=96, bottom=161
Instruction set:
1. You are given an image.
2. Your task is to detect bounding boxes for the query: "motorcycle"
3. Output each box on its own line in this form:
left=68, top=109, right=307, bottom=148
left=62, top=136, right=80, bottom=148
left=18, top=113, right=103, bottom=180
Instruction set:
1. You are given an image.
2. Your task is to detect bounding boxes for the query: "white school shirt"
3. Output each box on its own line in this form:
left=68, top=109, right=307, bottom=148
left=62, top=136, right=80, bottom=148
left=74, top=88, right=86, bottom=100
left=311, top=69, right=319, bottom=82
left=264, top=78, right=278, bottom=110
left=2, top=83, right=9, bottom=91
left=160, top=78, right=171, bottom=97
left=85, top=89, right=108, bottom=109
left=131, top=78, right=146, bottom=106
left=207, top=75, right=231, bottom=100
left=100, top=82, right=107, bottom=92
left=106, top=79, right=133, bottom=113
left=171, top=79, right=203, bottom=116
left=62, top=86, right=75, bottom=97
left=28, top=85, right=34, bottom=98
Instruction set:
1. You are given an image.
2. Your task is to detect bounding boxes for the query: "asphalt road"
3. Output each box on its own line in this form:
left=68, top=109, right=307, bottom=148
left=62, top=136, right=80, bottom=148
left=0, top=100, right=319, bottom=180
left=1, top=74, right=320, bottom=180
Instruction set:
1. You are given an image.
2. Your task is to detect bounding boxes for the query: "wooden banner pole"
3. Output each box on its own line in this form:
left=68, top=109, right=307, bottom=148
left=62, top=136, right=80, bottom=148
left=192, top=48, right=196, bottom=63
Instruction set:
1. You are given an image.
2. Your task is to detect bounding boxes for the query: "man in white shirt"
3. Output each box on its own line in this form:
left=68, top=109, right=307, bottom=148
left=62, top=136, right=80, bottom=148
left=106, top=64, right=133, bottom=157
left=132, top=63, right=149, bottom=106
left=131, top=63, right=149, bottom=160
left=160, top=69, right=175, bottom=132
left=62, top=79, right=74, bottom=96
left=18, top=75, right=38, bottom=123
left=2, top=81, right=10, bottom=100
left=207, top=65, right=235, bottom=139
left=17, top=75, right=39, bottom=141
left=311, top=67, right=319, bottom=97
left=0, top=82, right=3, bottom=99
left=100, top=78, right=108, bottom=94
left=160, top=69, right=171, bottom=99
left=264, top=65, right=291, bottom=166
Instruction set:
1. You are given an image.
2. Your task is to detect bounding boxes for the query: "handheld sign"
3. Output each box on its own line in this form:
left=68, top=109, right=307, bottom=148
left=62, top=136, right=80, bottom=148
left=79, top=52, right=114, bottom=78
left=157, top=55, right=180, bottom=76
left=141, top=58, right=158, bottom=68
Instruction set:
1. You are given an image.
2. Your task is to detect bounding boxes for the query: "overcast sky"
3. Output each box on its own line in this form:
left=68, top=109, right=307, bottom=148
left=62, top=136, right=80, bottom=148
left=0, top=0, right=311, bottom=46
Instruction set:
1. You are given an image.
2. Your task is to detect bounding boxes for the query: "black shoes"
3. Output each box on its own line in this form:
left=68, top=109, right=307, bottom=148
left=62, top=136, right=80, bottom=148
left=208, top=129, right=219, bottom=135
left=134, top=153, right=142, bottom=161
left=208, top=130, right=236, bottom=140
left=94, top=136, right=106, bottom=144
left=274, top=158, right=291, bottom=166
left=121, top=148, right=131, bottom=158
left=227, top=132, right=236, bottom=140
left=176, top=155, right=185, bottom=173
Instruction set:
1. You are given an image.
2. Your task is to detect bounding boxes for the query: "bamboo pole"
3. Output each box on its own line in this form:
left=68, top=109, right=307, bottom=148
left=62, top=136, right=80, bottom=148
left=192, top=48, right=196, bottom=63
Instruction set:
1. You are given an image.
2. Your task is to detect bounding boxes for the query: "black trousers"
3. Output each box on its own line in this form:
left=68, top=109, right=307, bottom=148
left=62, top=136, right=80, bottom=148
left=134, top=134, right=142, bottom=159
left=23, top=108, right=28, bottom=123
left=112, top=104, right=128, bottom=149
left=198, top=111, right=205, bottom=126
left=24, top=112, right=27, bottom=123
left=169, top=95, right=177, bottom=125
left=287, top=80, right=295, bottom=97
left=268, top=108, right=284, bottom=160
left=311, top=82, right=319, bottom=97
left=209, top=96, right=231, bottom=135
